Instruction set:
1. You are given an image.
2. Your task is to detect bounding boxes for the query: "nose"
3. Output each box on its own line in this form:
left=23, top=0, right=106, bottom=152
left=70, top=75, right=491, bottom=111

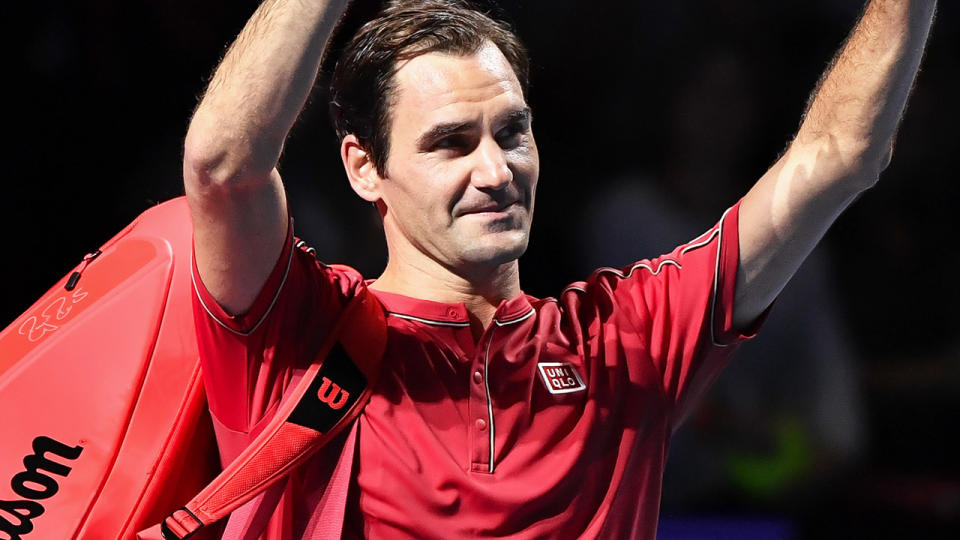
left=470, top=137, right=512, bottom=190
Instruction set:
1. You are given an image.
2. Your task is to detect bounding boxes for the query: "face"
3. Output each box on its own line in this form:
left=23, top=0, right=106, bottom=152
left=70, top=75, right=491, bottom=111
left=374, top=42, right=539, bottom=275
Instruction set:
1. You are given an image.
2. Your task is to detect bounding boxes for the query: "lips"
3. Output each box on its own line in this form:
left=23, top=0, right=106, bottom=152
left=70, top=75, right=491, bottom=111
left=462, top=200, right=520, bottom=215
left=456, top=189, right=527, bottom=216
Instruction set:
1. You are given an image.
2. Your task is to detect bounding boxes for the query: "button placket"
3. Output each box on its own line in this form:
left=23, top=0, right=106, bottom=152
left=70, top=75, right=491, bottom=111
left=480, top=327, right=496, bottom=473
left=468, top=328, right=497, bottom=474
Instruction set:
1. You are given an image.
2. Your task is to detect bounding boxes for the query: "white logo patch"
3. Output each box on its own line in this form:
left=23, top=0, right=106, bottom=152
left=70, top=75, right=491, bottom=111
left=537, top=362, right=586, bottom=394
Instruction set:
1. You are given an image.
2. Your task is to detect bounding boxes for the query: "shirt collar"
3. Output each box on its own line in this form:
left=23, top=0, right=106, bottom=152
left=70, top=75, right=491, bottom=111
left=369, top=285, right=534, bottom=326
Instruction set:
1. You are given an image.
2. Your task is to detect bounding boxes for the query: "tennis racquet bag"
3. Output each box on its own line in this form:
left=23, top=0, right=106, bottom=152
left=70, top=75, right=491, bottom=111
left=0, top=197, right=386, bottom=540
left=0, top=198, right=219, bottom=539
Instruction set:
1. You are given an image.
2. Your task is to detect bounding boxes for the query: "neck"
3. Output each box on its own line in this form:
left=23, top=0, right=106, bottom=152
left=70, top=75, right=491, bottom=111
left=370, top=251, right=521, bottom=332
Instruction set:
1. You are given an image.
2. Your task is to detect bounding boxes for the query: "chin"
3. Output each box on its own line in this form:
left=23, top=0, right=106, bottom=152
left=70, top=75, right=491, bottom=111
left=460, top=232, right=530, bottom=267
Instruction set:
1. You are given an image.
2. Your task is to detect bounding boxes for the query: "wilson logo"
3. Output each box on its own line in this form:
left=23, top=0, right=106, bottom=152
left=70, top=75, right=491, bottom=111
left=288, top=343, right=365, bottom=432
left=0, top=436, right=83, bottom=539
left=317, top=377, right=350, bottom=410
left=537, top=362, right=586, bottom=394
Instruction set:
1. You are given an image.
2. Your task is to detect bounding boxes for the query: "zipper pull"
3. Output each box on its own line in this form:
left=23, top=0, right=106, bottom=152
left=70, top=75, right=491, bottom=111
left=65, top=250, right=102, bottom=291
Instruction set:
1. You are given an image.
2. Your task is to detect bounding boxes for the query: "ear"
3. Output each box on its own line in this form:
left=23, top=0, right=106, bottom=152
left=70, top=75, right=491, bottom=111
left=341, top=134, right=382, bottom=202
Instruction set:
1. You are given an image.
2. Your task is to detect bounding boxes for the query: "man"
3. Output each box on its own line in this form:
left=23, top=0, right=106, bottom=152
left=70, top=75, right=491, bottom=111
left=183, top=0, right=936, bottom=538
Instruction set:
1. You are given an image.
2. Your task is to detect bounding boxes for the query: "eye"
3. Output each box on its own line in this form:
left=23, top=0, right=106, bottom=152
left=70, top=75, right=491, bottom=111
left=433, top=134, right=471, bottom=154
left=496, top=121, right=529, bottom=149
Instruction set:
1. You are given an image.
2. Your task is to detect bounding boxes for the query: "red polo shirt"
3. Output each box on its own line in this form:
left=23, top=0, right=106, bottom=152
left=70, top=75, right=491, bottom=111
left=192, top=202, right=757, bottom=539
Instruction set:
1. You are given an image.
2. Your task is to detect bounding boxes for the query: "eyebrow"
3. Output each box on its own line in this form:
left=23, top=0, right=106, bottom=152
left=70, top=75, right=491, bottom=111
left=416, top=107, right=532, bottom=149
left=416, top=120, right=475, bottom=149
left=503, top=107, right=533, bottom=127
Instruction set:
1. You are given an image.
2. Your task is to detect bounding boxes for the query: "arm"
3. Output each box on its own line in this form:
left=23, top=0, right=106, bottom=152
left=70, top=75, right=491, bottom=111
left=734, top=0, right=937, bottom=328
left=184, top=0, right=348, bottom=314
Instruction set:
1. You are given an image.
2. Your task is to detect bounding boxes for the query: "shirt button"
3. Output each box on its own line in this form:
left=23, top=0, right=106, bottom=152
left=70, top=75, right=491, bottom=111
left=475, top=418, right=487, bottom=431
left=473, top=370, right=483, bottom=384
left=447, top=308, right=459, bottom=318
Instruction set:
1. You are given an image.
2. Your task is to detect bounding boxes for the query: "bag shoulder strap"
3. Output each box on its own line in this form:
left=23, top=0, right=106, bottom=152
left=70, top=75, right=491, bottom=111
left=158, top=285, right=386, bottom=540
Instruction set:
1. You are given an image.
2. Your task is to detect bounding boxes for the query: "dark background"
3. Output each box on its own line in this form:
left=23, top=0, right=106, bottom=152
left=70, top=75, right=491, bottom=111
left=4, top=1, right=958, bottom=538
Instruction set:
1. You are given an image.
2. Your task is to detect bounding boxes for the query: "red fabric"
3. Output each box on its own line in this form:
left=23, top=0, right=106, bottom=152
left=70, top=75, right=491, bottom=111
left=192, top=220, right=363, bottom=539
left=192, top=202, right=760, bottom=539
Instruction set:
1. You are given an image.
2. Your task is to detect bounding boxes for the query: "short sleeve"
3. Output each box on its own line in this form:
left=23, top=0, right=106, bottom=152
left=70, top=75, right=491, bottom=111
left=570, top=201, right=767, bottom=425
left=191, top=220, right=364, bottom=457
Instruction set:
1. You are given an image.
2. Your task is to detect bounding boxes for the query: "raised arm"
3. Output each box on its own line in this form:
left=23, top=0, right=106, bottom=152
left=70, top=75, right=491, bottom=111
left=734, top=0, right=937, bottom=328
left=184, top=0, right=348, bottom=314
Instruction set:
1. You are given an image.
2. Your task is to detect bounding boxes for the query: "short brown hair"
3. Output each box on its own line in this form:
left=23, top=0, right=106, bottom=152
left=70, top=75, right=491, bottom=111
left=329, top=0, right=529, bottom=175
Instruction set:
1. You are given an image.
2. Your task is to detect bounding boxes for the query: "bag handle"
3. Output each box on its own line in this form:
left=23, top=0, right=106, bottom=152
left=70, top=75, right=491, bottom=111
left=156, top=286, right=386, bottom=539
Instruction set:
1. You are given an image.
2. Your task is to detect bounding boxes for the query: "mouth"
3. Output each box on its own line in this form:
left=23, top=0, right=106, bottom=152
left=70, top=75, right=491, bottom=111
left=462, top=200, right=521, bottom=215
left=457, top=188, right=528, bottom=217
left=457, top=201, right=525, bottom=224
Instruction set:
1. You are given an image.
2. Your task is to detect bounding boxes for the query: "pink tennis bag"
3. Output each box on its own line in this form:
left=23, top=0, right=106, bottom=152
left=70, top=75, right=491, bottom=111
left=0, top=198, right=384, bottom=539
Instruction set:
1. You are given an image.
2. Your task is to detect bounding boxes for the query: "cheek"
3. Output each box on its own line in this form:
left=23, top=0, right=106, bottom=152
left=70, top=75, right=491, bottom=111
left=383, top=165, right=458, bottom=226
left=417, top=159, right=472, bottom=206
left=509, top=137, right=539, bottom=170
left=509, top=150, right=540, bottom=193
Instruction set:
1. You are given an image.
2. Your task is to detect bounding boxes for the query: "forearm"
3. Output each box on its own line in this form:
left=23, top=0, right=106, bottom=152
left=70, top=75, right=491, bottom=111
left=734, top=0, right=936, bottom=327
left=185, top=0, right=348, bottom=187
left=185, top=0, right=349, bottom=315
left=795, top=0, right=936, bottom=183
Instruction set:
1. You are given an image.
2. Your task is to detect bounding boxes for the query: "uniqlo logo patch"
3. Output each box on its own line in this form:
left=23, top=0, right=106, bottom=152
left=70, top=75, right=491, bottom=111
left=537, top=362, right=586, bottom=394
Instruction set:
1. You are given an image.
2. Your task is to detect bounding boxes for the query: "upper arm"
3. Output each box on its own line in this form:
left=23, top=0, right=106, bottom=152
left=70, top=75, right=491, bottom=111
left=185, top=161, right=289, bottom=316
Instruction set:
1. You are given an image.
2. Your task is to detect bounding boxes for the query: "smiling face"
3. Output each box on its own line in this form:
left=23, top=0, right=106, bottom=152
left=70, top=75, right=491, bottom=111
left=354, top=41, right=539, bottom=280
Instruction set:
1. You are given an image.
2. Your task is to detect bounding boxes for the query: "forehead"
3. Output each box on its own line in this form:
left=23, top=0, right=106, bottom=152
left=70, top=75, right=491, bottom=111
left=390, top=41, right=526, bottom=128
